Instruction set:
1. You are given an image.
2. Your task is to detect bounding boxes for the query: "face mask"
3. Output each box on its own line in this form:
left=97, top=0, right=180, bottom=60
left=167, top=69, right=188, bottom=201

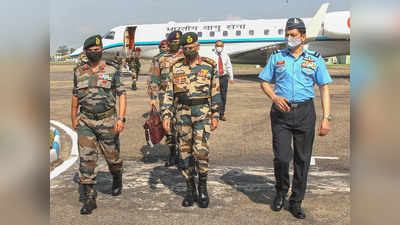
left=168, top=42, right=180, bottom=53
left=86, top=51, right=102, bottom=62
left=216, top=47, right=223, bottom=53
left=286, top=37, right=302, bottom=49
left=183, top=49, right=198, bottom=61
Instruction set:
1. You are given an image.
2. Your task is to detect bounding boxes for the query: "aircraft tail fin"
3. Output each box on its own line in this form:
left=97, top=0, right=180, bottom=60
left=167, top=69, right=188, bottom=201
left=306, top=3, right=329, bottom=42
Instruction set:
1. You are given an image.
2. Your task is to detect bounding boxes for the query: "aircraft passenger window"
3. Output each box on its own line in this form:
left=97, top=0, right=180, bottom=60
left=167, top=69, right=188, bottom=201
left=278, top=29, right=284, bottom=35
left=103, top=31, right=115, bottom=40
left=210, top=31, right=215, bottom=37
left=264, top=29, right=270, bottom=35
left=249, top=30, right=254, bottom=36
left=223, top=31, right=228, bottom=36
left=198, top=32, right=202, bottom=37
left=236, top=30, right=241, bottom=36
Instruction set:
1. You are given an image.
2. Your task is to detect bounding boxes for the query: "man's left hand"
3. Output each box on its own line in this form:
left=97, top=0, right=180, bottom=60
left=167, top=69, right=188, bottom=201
left=211, top=118, right=218, bottom=131
left=114, top=119, right=125, bottom=133
left=318, top=118, right=330, bottom=136
left=229, top=80, right=234, bottom=84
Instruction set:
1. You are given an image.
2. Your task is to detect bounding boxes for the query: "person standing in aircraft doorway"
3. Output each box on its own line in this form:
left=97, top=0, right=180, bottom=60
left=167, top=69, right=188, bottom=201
left=211, top=40, right=233, bottom=121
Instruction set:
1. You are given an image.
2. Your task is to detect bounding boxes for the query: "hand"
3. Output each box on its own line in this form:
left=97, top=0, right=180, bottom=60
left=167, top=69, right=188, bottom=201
left=210, top=118, right=218, bottom=131
left=114, top=119, right=125, bottom=133
left=272, top=96, right=291, bottom=112
left=318, top=118, right=330, bottom=136
left=72, top=119, right=78, bottom=130
left=150, top=100, right=156, bottom=106
left=229, top=79, right=234, bottom=84
left=163, top=118, right=171, bottom=134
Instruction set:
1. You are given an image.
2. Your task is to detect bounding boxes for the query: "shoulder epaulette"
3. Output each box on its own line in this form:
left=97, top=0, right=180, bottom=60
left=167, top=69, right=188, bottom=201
left=312, top=51, right=321, bottom=57
left=272, top=50, right=279, bottom=55
left=202, top=57, right=217, bottom=67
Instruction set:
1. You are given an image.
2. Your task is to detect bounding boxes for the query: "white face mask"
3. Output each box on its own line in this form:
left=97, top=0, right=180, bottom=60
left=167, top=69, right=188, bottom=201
left=286, top=37, right=302, bottom=49
left=216, top=47, right=223, bottom=53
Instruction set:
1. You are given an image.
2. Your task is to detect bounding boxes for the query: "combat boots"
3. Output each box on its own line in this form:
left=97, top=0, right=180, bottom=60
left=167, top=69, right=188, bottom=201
left=131, top=83, right=137, bottom=90
left=165, top=144, right=177, bottom=167
left=198, top=174, right=209, bottom=208
left=80, top=184, right=97, bottom=215
left=111, top=172, right=123, bottom=196
left=182, top=177, right=198, bottom=207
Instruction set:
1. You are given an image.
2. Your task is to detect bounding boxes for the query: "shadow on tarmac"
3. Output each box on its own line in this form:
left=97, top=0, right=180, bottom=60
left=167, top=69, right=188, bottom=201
left=148, top=166, right=186, bottom=198
left=220, top=169, right=276, bottom=206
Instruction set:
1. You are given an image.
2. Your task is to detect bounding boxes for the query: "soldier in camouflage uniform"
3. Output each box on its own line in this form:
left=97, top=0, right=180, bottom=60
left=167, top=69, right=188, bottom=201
left=127, top=47, right=142, bottom=90
left=111, top=51, right=123, bottom=70
left=161, top=32, right=221, bottom=208
left=150, top=31, right=184, bottom=167
left=71, top=35, right=127, bottom=215
left=146, top=39, right=169, bottom=96
left=74, top=53, right=88, bottom=72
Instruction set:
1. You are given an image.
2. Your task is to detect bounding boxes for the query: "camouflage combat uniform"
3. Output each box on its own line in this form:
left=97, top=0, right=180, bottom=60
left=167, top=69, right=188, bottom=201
left=73, top=60, right=126, bottom=185
left=112, top=55, right=123, bottom=70
left=74, top=54, right=88, bottom=72
left=161, top=56, right=221, bottom=178
left=127, top=55, right=141, bottom=87
left=150, top=51, right=184, bottom=166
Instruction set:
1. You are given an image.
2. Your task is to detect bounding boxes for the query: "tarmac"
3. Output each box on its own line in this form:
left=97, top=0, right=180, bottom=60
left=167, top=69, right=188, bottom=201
left=50, top=65, right=350, bottom=225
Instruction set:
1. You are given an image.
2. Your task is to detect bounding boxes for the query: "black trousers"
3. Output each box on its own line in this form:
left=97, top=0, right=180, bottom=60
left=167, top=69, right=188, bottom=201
left=270, top=100, right=316, bottom=203
left=219, top=75, right=229, bottom=116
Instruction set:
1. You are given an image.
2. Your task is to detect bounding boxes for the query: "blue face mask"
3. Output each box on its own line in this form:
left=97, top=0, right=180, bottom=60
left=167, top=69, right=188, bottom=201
left=286, top=37, right=302, bottom=49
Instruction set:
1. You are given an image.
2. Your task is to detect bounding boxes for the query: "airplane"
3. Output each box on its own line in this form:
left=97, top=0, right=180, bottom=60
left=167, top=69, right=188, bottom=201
left=70, top=3, right=350, bottom=66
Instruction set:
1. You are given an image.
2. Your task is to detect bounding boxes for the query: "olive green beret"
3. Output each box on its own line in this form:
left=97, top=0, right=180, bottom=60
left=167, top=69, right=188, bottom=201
left=180, top=32, right=198, bottom=46
left=84, top=35, right=103, bottom=50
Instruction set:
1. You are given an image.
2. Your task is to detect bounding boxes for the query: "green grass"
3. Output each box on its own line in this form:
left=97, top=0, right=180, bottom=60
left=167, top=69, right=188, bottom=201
left=49, top=130, right=54, bottom=149
left=326, top=64, right=350, bottom=70
left=50, top=61, right=76, bottom=65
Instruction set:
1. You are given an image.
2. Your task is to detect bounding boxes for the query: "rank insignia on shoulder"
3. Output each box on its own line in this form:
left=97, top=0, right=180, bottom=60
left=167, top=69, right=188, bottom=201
left=202, top=57, right=216, bottom=67
left=272, top=50, right=279, bottom=54
left=312, top=51, right=321, bottom=57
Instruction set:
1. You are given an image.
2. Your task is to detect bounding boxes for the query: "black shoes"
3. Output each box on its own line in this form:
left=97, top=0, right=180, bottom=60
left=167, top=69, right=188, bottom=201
left=165, top=145, right=177, bottom=167
left=198, top=174, right=209, bottom=208
left=271, top=193, right=287, bottom=211
left=111, top=172, right=123, bottom=196
left=80, top=184, right=97, bottom=215
left=288, top=202, right=306, bottom=219
left=182, top=178, right=198, bottom=207
left=131, top=83, right=137, bottom=90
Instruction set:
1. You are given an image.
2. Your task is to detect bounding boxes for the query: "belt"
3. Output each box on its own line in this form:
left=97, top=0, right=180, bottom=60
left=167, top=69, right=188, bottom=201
left=287, top=99, right=313, bottom=108
left=80, top=107, right=115, bottom=120
left=175, top=93, right=209, bottom=106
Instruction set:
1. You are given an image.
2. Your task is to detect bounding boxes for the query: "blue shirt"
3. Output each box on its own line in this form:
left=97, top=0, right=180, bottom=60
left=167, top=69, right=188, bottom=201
left=258, top=48, right=332, bottom=102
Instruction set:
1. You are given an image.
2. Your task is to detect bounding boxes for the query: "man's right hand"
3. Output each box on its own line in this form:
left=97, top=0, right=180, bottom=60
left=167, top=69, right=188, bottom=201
left=163, top=118, right=171, bottom=134
left=72, top=119, right=78, bottom=130
left=272, top=96, right=291, bottom=112
left=150, top=100, right=156, bottom=106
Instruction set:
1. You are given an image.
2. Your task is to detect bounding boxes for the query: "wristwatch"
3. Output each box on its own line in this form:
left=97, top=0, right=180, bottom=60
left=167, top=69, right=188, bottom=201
left=118, top=117, right=126, bottom=123
left=323, top=114, right=333, bottom=121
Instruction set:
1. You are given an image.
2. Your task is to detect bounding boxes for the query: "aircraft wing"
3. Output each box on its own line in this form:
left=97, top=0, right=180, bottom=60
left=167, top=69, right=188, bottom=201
left=228, top=3, right=329, bottom=66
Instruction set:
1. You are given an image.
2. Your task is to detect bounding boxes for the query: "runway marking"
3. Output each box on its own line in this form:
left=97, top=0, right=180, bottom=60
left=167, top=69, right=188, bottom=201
left=51, top=161, right=350, bottom=199
left=50, top=120, right=79, bottom=180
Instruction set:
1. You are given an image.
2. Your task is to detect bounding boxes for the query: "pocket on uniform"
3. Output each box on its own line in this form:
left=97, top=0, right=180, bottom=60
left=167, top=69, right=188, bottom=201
left=275, top=66, right=287, bottom=74
left=301, top=67, right=315, bottom=76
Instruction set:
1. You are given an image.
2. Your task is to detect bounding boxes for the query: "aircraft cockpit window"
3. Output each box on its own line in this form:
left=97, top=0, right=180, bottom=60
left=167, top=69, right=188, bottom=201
left=223, top=31, right=228, bottom=36
left=197, top=32, right=202, bottom=37
left=249, top=30, right=254, bottom=36
left=264, top=29, right=270, bottom=35
left=103, top=31, right=115, bottom=40
left=210, top=31, right=215, bottom=37
left=278, top=29, right=284, bottom=35
left=236, top=30, right=241, bottom=36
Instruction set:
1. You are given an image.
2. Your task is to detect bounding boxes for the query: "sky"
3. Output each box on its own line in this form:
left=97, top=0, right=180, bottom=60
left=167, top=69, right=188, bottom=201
left=50, top=0, right=349, bottom=56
